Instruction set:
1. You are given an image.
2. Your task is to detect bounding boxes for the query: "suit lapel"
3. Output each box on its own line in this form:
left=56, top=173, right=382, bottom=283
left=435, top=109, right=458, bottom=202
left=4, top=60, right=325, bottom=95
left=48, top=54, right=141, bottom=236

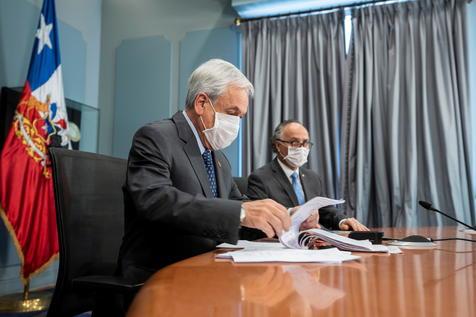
left=173, top=111, right=214, bottom=198
left=214, top=151, right=227, bottom=198
left=300, top=169, right=312, bottom=201
left=271, top=158, right=299, bottom=206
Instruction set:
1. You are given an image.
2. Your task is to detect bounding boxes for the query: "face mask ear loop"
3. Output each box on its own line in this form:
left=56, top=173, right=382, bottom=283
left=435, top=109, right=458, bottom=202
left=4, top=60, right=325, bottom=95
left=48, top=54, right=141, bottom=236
left=199, top=115, right=208, bottom=131
left=199, top=95, right=217, bottom=131
left=206, top=95, right=217, bottom=127
left=207, top=97, right=217, bottom=114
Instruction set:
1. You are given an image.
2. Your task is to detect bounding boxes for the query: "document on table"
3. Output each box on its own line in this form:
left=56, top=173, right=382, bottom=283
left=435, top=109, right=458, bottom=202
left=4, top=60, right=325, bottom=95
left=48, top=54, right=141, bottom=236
left=216, top=247, right=360, bottom=263
left=215, top=196, right=401, bottom=262
left=299, top=228, right=401, bottom=253
left=280, top=196, right=345, bottom=249
left=216, top=240, right=287, bottom=250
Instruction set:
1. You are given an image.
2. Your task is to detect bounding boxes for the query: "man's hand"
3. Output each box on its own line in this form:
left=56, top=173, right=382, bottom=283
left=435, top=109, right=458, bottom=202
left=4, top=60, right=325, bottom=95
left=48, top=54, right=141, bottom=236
left=299, top=211, right=320, bottom=231
left=339, top=217, right=369, bottom=231
left=289, top=207, right=321, bottom=231
left=241, top=199, right=290, bottom=237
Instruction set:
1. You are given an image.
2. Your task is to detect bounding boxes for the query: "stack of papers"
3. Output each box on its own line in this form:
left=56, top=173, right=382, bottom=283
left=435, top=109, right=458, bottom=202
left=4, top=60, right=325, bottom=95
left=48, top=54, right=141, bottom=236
left=216, top=240, right=287, bottom=251
left=280, top=196, right=345, bottom=249
left=216, top=247, right=360, bottom=263
left=215, top=195, right=402, bottom=264
left=300, top=228, right=400, bottom=253
left=277, top=196, right=401, bottom=254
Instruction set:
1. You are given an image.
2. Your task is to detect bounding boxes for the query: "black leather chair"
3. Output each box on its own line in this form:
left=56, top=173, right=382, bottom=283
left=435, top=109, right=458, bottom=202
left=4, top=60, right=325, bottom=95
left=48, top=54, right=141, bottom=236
left=48, top=148, right=142, bottom=317
left=233, top=176, right=248, bottom=196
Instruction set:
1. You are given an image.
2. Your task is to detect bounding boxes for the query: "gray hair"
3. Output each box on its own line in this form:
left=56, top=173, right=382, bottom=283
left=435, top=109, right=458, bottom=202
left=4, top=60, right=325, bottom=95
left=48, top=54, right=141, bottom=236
left=271, top=120, right=304, bottom=152
left=185, top=59, right=254, bottom=108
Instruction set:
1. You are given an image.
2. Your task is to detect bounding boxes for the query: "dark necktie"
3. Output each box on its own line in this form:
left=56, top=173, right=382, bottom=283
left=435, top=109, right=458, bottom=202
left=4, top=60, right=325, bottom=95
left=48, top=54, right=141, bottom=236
left=291, top=172, right=305, bottom=205
left=202, top=150, right=218, bottom=197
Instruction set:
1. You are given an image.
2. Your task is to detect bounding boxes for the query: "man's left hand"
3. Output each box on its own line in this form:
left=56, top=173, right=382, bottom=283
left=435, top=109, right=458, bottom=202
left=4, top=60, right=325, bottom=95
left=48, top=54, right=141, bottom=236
left=339, top=218, right=369, bottom=231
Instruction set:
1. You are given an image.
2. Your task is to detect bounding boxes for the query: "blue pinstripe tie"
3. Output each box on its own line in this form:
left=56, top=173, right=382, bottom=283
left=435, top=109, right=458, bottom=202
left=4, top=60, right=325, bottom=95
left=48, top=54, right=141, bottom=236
left=291, top=172, right=305, bottom=205
left=202, top=150, right=218, bottom=197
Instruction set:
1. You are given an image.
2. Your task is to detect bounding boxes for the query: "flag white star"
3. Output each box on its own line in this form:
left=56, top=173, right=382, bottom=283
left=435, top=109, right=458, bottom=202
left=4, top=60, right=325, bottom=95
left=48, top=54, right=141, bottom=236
left=35, top=14, right=53, bottom=54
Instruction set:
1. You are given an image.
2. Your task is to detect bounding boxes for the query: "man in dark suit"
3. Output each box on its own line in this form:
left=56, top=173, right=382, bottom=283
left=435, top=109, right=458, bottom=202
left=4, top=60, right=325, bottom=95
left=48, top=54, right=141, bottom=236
left=117, top=60, right=319, bottom=283
left=246, top=120, right=368, bottom=232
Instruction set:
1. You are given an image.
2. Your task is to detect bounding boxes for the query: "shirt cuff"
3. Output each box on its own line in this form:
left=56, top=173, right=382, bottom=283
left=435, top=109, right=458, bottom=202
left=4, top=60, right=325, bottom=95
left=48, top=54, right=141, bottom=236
left=240, top=207, right=246, bottom=222
left=338, top=218, right=347, bottom=229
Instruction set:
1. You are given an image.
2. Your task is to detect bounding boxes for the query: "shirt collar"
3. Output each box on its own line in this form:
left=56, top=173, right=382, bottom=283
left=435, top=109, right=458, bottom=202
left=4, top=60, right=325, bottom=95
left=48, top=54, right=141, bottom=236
left=277, top=157, right=299, bottom=183
left=182, top=110, right=206, bottom=154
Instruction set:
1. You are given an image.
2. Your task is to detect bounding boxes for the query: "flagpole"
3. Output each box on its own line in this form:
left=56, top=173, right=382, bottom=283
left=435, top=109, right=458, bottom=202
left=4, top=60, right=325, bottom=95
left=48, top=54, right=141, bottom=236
left=0, top=285, right=52, bottom=313
left=1, top=0, right=66, bottom=311
left=23, top=281, right=29, bottom=301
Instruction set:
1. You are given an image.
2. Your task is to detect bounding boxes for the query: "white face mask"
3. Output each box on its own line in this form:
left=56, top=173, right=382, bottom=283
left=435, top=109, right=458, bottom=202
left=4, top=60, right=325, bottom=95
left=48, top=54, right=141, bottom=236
left=284, top=146, right=309, bottom=167
left=200, top=99, right=240, bottom=150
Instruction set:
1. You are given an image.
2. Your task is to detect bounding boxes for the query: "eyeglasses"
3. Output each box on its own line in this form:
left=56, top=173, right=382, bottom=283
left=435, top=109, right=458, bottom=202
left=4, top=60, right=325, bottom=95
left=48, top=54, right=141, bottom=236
left=276, top=139, right=313, bottom=148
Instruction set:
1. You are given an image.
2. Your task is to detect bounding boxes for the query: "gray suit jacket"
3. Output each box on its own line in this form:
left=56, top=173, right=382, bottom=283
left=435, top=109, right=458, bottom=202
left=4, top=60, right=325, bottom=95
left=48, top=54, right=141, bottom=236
left=118, top=111, right=243, bottom=282
left=246, top=158, right=345, bottom=231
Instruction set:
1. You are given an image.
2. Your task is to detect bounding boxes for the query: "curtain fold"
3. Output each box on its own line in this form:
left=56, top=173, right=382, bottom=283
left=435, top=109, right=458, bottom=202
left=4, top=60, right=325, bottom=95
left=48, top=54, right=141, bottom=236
left=242, top=0, right=473, bottom=227
left=342, top=0, right=474, bottom=226
left=242, top=12, right=347, bottom=198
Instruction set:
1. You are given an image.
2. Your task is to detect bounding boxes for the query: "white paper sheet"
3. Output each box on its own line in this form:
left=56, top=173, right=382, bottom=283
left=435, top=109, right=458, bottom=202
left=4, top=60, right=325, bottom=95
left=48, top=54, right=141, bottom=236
left=217, top=248, right=360, bottom=263
left=307, top=229, right=385, bottom=251
left=280, top=196, right=345, bottom=248
left=216, top=240, right=286, bottom=250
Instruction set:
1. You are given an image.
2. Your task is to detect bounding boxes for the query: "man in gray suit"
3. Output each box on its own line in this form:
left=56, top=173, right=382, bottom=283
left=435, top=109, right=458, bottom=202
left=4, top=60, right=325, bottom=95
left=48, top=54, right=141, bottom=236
left=246, top=120, right=368, bottom=232
left=117, top=60, right=318, bottom=283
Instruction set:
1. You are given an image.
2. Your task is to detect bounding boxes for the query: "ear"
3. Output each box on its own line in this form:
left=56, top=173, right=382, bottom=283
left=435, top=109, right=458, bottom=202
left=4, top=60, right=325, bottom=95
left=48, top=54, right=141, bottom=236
left=193, top=93, right=208, bottom=116
left=275, top=142, right=285, bottom=157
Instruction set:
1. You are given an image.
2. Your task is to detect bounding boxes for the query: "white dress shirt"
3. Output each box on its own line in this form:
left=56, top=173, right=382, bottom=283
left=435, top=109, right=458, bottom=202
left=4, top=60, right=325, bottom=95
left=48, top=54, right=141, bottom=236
left=182, top=110, right=206, bottom=154
left=277, top=157, right=302, bottom=186
left=277, top=157, right=346, bottom=227
left=183, top=111, right=247, bottom=221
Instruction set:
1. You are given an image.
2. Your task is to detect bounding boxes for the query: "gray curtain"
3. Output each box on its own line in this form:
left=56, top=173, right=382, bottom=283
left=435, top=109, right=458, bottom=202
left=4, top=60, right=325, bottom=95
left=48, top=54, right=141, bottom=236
left=242, top=12, right=347, bottom=198
left=342, top=0, right=475, bottom=227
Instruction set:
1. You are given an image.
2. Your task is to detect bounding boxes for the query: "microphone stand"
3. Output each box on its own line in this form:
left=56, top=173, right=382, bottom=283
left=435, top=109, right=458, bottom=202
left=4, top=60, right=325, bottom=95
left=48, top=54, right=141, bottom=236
left=419, top=201, right=476, bottom=231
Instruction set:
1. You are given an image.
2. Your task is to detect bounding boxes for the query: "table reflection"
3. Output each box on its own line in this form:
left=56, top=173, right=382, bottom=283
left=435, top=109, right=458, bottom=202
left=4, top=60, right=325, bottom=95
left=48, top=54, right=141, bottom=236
left=127, top=227, right=476, bottom=317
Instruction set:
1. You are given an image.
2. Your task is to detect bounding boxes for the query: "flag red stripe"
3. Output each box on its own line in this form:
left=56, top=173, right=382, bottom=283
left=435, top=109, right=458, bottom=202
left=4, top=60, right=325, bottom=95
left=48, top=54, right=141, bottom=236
left=0, top=83, right=59, bottom=281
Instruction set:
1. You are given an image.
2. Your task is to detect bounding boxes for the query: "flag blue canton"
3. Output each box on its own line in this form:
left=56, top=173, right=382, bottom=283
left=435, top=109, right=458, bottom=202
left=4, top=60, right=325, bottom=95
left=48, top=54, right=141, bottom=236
left=27, top=0, right=61, bottom=91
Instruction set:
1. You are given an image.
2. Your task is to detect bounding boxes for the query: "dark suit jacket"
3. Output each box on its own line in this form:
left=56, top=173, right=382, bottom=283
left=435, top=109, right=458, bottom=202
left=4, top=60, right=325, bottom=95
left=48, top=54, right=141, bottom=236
left=117, top=111, right=243, bottom=283
left=246, top=158, right=345, bottom=232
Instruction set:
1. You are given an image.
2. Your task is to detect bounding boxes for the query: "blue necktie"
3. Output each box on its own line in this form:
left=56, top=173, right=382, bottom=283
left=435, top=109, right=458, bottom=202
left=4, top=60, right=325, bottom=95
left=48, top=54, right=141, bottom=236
left=202, top=150, right=218, bottom=197
left=291, top=172, right=305, bottom=205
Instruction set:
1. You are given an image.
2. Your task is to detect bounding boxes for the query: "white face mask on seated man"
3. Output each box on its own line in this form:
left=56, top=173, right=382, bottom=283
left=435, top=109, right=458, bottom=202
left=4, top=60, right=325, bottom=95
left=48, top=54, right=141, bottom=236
left=200, top=98, right=241, bottom=151
left=284, top=146, right=310, bottom=167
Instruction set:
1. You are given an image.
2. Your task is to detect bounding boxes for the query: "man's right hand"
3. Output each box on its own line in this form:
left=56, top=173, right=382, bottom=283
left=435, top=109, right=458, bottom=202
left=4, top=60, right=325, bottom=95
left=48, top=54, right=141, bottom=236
left=241, top=199, right=291, bottom=238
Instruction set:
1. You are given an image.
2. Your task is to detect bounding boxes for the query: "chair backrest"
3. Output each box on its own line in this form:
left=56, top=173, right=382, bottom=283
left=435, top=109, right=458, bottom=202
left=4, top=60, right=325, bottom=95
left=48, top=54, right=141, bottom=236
left=48, top=148, right=127, bottom=316
left=233, top=176, right=248, bottom=196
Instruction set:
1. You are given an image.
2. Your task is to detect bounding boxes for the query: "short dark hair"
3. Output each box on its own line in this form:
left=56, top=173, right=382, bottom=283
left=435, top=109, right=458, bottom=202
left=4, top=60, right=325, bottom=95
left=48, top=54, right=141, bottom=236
left=271, top=120, right=304, bottom=153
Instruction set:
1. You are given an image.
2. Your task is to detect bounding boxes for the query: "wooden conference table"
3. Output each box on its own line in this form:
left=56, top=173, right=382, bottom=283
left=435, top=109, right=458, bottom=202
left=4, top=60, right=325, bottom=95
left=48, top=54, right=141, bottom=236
left=127, top=227, right=475, bottom=317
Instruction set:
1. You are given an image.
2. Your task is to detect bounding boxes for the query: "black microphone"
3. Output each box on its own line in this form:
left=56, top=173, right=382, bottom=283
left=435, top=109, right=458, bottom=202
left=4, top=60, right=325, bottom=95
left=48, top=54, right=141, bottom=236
left=418, top=200, right=476, bottom=230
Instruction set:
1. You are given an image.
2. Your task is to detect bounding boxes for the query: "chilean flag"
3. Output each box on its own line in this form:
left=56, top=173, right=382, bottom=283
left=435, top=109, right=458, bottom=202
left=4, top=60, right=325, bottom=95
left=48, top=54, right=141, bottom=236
left=0, top=0, right=70, bottom=283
